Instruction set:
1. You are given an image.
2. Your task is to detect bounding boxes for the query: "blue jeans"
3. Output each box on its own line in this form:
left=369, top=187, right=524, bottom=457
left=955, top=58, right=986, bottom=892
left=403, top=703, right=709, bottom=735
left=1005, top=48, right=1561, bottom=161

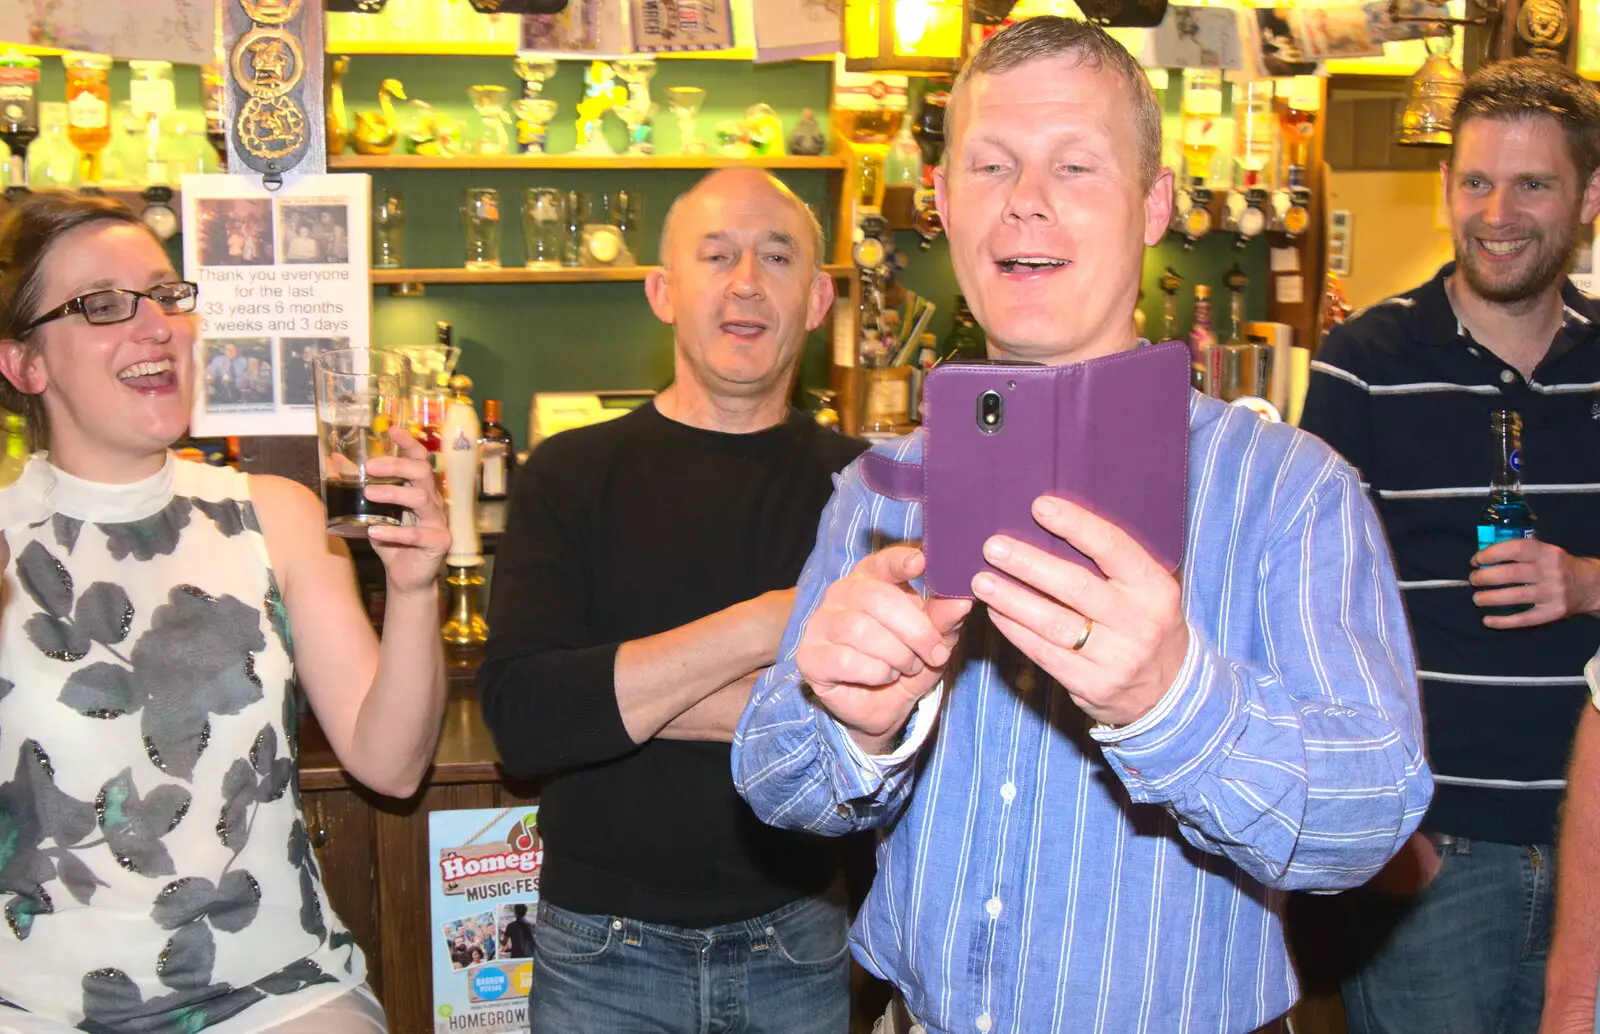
left=1339, top=837, right=1553, bottom=1034
left=528, top=891, right=851, bottom=1033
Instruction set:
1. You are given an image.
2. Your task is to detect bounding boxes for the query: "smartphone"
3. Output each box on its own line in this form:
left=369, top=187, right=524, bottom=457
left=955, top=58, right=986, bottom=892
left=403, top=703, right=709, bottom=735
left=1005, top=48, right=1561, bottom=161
left=916, top=343, right=1190, bottom=598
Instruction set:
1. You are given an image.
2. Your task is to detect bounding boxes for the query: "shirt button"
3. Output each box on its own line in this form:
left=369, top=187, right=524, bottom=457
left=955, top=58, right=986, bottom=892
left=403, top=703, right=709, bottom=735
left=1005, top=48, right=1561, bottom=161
left=835, top=804, right=850, bottom=818
left=985, top=897, right=1002, bottom=919
left=1016, top=669, right=1036, bottom=693
left=1468, top=347, right=1480, bottom=357
left=1000, top=782, right=1017, bottom=803
left=977, top=1015, right=993, bottom=1032
left=1501, top=369, right=1516, bottom=384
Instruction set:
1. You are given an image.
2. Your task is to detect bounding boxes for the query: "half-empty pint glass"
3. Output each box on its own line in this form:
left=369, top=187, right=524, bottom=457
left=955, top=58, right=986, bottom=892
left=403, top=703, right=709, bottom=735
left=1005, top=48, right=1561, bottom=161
left=313, top=347, right=411, bottom=538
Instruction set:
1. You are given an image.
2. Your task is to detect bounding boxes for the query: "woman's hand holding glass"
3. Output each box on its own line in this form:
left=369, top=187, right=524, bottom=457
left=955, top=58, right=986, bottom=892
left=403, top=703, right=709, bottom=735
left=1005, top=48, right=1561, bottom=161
left=362, top=426, right=448, bottom=594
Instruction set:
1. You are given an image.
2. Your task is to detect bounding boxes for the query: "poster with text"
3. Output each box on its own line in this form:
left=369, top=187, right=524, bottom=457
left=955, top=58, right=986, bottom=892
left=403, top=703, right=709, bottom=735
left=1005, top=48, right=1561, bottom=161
left=753, top=0, right=839, bottom=63
left=429, top=807, right=542, bottom=1034
left=182, top=174, right=371, bottom=438
left=520, top=0, right=629, bottom=56
left=630, top=0, right=734, bottom=53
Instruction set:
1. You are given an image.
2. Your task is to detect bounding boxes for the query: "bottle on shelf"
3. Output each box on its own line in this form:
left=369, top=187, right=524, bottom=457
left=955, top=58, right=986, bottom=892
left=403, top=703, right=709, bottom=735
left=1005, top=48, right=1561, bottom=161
left=476, top=398, right=514, bottom=535
left=1206, top=264, right=1274, bottom=411
left=0, top=50, right=41, bottom=192
left=63, top=51, right=111, bottom=187
left=941, top=295, right=986, bottom=362
left=0, top=412, right=26, bottom=487
left=1159, top=267, right=1183, bottom=342
left=1187, top=284, right=1216, bottom=392
left=30, top=103, right=77, bottom=189
left=885, top=120, right=922, bottom=187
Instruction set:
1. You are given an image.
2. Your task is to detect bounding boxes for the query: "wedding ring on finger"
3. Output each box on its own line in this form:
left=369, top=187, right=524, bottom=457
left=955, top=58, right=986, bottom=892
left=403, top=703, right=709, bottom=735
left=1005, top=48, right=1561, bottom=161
left=1070, top=617, right=1094, bottom=652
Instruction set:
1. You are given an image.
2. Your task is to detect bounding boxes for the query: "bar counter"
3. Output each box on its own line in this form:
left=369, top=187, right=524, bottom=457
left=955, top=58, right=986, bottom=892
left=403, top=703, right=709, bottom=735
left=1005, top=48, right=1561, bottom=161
left=295, top=647, right=541, bottom=1031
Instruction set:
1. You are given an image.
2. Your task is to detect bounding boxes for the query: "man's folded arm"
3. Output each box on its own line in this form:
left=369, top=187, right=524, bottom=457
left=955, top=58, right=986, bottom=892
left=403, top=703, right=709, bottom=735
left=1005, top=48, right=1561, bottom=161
left=734, top=463, right=927, bottom=835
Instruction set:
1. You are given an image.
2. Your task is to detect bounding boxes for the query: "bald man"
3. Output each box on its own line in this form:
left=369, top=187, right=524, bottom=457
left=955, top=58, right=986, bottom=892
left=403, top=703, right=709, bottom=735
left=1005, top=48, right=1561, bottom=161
left=479, top=169, right=865, bottom=1032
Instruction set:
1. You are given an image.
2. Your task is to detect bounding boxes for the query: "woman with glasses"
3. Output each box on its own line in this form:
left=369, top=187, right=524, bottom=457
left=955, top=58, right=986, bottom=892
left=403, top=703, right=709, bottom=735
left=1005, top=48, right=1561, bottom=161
left=0, top=194, right=449, bottom=1032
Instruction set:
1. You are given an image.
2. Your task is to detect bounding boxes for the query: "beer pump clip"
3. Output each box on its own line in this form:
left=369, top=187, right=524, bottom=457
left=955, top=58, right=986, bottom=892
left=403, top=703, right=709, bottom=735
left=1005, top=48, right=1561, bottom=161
left=1171, top=176, right=1214, bottom=249
left=1273, top=165, right=1313, bottom=239
left=1226, top=172, right=1271, bottom=249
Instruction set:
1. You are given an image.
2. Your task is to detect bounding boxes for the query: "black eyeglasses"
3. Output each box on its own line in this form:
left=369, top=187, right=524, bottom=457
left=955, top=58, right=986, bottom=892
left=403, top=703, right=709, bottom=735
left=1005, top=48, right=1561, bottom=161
left=22, top=281, right=199, bottom=334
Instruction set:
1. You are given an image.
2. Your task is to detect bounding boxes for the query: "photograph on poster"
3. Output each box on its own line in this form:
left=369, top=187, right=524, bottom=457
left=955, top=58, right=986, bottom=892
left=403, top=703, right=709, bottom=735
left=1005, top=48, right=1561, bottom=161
left=204, top=338, right=275, bottom=411
left=279, top=202, right=351, bottom=265
left=197, top=199, right=276, bottom=267
left=497, top=901, right=539, bottom=960
left=279, top=337, right=348, bottom=407
left=1254, top=8, right=1320, bottom=76
left=441, top=911, right=500, bottom=971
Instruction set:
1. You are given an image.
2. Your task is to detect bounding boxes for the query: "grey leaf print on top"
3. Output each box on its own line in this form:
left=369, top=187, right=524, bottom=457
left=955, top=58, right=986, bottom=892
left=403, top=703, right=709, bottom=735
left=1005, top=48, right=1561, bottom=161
left=0, top=740, right=97, bottom=939
left=74, top=582, right=134, bottom=646
left=287, top=821, right=325, bottom=940
left=250, top=725, right=292, bottom=804
left=100, top=496, right=191, bottom=561
left=96, top=768, right=192, bottom=878
left=52, top=514, right=81, bottom=553
left=54, top=850, right=108, bottom=906
left=216, top=760, right=255, bottom=853
left=192, top=497, right=249, bottom=538
left=0, top=678, right=11, bottom=703
left=252, top=957, right=337, bottom=996
left=80, top=966, right=265, bottom=1033
left=158, top=920, right=216, bottom=991
left=131, top=587, right=266, bottom=779
left=17, top=541, right=89, bottom=662
left=17, top=541, right=73, bottom=617
left=59, top=663, right=135, bottom=719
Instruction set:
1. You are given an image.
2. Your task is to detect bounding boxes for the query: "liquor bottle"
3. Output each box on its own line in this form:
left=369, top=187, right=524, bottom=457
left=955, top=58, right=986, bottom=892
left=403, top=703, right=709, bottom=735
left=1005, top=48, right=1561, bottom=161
left=0, top=51, right=41, bottom=190
left=1187, top=285, right=1216, bottom=391
left=1478, top=410, right=1536, bottom=551
left=1207, top=265, right=1275, bottom=410
left=476, top=398, right=514, bottom=534
left=0, top=412, right=26, bottom=488
left=941, top=295, right=986, bottom=361
left=1159, top=267, right=1183, bottom=342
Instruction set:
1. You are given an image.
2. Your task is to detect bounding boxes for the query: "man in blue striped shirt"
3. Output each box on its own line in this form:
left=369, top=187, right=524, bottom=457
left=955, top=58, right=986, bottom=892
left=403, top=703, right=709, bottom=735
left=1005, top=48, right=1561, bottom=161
left=732, top=17, right=1431, bottom=1034
left=1300, top=59, right=1600, bottom=1034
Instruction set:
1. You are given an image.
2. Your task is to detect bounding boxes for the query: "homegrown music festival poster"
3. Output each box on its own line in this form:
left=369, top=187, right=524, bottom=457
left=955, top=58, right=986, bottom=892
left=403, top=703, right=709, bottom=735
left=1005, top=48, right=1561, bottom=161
left=429, top=807, right=543, bottom=1033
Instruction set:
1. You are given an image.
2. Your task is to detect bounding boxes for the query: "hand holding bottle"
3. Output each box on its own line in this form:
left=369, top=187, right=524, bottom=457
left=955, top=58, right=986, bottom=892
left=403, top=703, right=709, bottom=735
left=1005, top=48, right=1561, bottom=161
left=1471, top=541, right=1600, bottom=629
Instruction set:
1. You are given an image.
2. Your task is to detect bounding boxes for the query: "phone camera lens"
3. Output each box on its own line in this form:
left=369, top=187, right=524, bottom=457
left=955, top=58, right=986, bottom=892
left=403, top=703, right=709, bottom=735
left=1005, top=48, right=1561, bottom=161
left=977, top=390, right=1003, bottom=433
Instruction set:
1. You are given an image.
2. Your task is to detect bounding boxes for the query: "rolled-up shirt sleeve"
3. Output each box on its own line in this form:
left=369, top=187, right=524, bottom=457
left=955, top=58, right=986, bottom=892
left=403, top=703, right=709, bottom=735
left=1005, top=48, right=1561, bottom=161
left=1091, top=460, right=1432, bottom=892
left=734, top=454, right=930, bottom=836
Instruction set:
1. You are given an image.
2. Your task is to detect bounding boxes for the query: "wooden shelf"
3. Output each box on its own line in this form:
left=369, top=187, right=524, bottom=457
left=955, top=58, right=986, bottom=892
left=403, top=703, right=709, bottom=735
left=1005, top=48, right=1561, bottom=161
left=371, top=263, right=853, bottom=285
left=331, top=153, right=845, bottom=171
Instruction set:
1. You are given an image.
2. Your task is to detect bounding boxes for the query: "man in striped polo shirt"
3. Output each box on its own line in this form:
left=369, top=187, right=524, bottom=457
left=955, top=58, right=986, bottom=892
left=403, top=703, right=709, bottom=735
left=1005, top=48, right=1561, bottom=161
left=1300, top=58, right=1600, bottom=1034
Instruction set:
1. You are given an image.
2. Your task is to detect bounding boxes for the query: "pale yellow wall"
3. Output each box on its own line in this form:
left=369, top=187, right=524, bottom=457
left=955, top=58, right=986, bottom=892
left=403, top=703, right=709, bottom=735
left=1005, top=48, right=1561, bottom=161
left=1327, top=169, right=1455, bottom=310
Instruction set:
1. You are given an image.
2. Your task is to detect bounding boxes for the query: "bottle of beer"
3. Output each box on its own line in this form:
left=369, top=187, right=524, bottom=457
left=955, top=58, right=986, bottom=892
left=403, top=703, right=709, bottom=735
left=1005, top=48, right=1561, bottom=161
left=476, top=398, right=515, bottom=534
left=1477, top=409, right=1536, bottom=551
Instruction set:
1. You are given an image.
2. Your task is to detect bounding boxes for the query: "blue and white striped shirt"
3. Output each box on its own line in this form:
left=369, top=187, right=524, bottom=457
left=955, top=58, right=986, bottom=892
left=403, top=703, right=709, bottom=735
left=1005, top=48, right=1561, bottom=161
left=733, top=393, right=1432, bottom=1034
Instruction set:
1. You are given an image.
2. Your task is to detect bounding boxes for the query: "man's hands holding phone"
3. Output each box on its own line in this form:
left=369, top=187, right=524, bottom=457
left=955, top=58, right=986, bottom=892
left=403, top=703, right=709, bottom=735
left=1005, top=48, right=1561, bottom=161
left=801, top=497, right=1189, bottom=749
left=797, top=545, right=972, bottom=755
left=976, top=495, right=1189, bottom=729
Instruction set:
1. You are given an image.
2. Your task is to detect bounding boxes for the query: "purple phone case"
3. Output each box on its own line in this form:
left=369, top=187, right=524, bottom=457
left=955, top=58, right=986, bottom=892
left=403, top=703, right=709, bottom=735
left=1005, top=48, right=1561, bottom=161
left=862, top=341, right=1190, bottom=598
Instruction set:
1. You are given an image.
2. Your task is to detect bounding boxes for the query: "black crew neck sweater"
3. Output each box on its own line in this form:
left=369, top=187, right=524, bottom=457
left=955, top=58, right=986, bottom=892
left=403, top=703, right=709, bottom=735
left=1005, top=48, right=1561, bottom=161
left=478, top=402, right=867, bottom=927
